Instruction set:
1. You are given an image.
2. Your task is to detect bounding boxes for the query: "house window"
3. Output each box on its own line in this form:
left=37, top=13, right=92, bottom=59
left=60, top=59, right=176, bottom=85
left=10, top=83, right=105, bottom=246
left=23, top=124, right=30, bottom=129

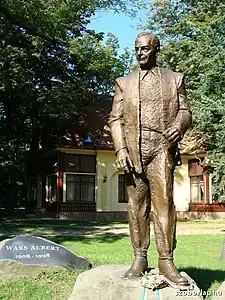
left=66, top=174, right=95, bottom=202
left=118, top=174, right=128, bottom=203
left=188, top=159, right=205, bottom=202
left=46, top=174, right=57, bottom=203
left=190, top=175, right=204, bottom=203
left=64, top=154, right=96, bottom=173
left=64, top=155, right=96, bottom=202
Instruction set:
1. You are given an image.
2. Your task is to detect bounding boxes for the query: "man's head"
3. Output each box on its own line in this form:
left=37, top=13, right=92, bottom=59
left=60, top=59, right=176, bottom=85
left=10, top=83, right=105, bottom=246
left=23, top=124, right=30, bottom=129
left=135, top=32, right=160, bottom=70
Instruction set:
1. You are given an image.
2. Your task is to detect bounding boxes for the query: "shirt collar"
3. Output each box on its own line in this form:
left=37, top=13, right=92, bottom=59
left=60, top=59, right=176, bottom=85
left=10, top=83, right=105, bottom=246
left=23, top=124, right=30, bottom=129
left=139, top=66, right=158, bottom=80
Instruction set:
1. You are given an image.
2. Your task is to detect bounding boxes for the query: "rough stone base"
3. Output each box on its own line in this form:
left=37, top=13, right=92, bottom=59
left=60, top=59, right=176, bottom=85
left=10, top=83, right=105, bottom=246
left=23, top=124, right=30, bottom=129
left=68, top=265, right=203, bottom=300
left=0, top=260, right=65, bottom=279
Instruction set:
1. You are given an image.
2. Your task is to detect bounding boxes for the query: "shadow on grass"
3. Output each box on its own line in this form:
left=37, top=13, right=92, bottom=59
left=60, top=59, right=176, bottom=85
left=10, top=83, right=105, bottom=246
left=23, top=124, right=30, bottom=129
left=0, top=219, right=128, bottom=238
left=0, top=233, right=129, bottom=244
left=181, top=267, right=225, bottom=293
left=50, top=234, right=129, bottom=245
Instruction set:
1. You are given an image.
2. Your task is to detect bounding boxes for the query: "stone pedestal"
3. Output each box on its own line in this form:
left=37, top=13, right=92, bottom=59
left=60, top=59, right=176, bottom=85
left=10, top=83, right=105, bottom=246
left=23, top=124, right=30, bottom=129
left=68, top=265, right=203, bottom=300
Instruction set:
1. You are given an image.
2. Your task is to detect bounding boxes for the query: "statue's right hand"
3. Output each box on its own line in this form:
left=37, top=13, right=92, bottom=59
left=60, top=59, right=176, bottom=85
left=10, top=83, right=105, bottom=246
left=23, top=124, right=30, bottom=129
left=116, top=148, right=134, bottom=173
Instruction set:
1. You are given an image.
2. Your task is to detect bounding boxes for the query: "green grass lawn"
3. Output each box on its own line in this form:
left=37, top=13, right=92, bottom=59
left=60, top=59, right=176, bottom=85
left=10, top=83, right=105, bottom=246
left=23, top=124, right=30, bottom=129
left=1, top=218, right=223, bottom=237
left=0, top=221, right=224, bottom=300
left=0, top=219, right=126, bottom=237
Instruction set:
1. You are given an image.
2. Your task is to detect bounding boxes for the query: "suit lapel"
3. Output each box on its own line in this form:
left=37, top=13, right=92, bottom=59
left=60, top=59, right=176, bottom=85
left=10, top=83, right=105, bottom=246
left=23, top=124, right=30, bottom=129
left=124, top=70, right=139, bottom=101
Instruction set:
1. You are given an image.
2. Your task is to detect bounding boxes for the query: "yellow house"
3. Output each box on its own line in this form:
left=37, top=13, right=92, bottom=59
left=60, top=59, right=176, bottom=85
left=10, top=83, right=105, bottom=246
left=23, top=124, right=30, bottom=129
left=28, top=124, right=225, bottom=220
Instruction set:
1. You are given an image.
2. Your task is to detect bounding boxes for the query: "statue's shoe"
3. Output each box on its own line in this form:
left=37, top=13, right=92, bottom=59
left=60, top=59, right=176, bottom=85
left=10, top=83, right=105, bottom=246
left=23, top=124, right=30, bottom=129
left=124, top=256, right=148, bottom=279
left=158, top=258, right=190, bottom=290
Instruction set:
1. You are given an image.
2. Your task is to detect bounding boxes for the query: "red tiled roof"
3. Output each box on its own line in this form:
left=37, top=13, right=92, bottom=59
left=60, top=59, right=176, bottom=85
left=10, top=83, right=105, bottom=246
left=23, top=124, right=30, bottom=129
left=97, top=123, right=114, bottom=149
left=56, top=96, right=206, bottom=155
left=97, top=124, right=206, bottom=155
left=179, top=130, right=207, bottom=155
left=57, top=98, right=113, bottom=149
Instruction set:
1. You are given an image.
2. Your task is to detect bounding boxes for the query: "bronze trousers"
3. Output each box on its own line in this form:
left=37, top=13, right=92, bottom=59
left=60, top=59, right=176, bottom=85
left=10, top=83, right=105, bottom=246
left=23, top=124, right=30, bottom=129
left=126, top=148, right=177, bottom=260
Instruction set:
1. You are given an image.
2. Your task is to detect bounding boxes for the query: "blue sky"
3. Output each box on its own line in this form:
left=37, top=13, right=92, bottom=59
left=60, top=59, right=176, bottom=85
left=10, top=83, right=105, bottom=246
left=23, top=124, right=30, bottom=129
left=88, top=8, right=149, bottom=54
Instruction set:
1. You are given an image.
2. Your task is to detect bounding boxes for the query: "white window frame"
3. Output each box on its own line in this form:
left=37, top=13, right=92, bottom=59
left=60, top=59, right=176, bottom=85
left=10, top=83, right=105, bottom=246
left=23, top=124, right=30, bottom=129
left=63, top=172, right=96, bottom=203
left=45, top=173, right=57, bottom=203
left=190, top=175, right=205, bottom=203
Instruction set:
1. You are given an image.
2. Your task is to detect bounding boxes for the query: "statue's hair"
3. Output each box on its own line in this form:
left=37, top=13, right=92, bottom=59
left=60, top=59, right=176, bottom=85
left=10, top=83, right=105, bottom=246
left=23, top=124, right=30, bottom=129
left=135, top=32, right=160, bottom=53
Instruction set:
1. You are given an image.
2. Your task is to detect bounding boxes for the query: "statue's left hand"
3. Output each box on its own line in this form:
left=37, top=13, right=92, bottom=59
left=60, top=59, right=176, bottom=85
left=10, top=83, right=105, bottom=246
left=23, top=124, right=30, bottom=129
left=116, top=148, right=134, bottom=173
left=163, top=127, right=181, bottom=144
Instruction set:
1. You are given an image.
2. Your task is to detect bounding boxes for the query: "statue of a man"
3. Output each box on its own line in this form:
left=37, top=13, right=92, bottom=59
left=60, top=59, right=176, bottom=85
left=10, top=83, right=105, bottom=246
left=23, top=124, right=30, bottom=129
left=109, top=32, right=192, bottom=289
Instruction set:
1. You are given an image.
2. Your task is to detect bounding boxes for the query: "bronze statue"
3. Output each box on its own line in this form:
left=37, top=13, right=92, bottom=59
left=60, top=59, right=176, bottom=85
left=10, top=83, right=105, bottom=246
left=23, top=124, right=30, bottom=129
left=109, top=32, right=192, bottom=289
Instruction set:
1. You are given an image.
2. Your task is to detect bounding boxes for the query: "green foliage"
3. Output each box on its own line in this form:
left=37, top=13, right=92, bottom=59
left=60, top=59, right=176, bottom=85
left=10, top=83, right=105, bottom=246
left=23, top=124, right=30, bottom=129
left=144, top=0, right=225, bottom=199
left=0, top=0, right=140, bottom=211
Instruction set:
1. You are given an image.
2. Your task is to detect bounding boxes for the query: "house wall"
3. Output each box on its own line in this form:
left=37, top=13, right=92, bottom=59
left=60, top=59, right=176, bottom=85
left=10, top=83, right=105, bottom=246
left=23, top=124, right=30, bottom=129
left=32, top=148, right=225, bottom=218
left=96, top=150, right=127, bottom=212
left=96, top=151, right=192, bottom=212
left=53, top=148, right=209, bottom=213
left=174, top=156, right=190, bottom=211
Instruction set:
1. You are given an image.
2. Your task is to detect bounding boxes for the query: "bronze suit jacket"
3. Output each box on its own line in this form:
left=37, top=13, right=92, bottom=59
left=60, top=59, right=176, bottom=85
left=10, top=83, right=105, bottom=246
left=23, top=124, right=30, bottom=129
left=109, top=67, right=192, bottom=173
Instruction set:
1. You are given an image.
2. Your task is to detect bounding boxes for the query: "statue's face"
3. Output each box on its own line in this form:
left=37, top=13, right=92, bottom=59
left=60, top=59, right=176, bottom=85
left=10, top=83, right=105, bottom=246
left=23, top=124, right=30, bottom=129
left=135, top=35, right=156, bottom=69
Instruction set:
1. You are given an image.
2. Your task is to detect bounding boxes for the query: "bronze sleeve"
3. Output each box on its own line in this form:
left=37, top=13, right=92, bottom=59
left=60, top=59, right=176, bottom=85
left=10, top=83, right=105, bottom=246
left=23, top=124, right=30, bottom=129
left=109, top=78, right=127, bottom=154
left=174, top=74, right=192, bottom=138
